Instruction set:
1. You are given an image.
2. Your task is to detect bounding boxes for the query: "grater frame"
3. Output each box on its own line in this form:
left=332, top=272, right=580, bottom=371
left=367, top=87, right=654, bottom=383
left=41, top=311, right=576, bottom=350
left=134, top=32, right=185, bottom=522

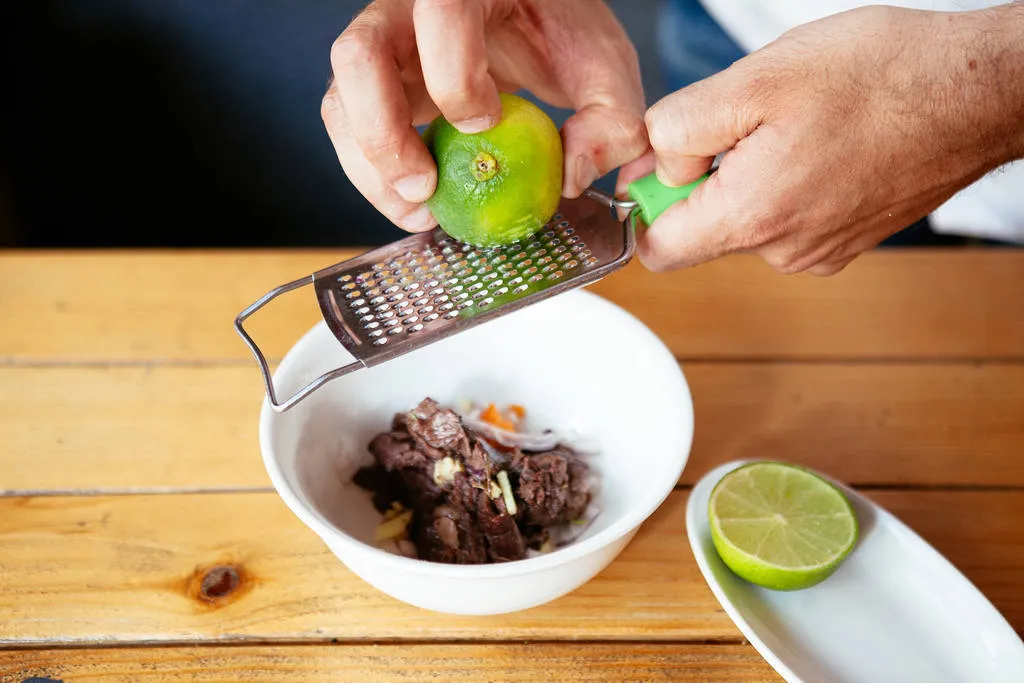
left=235, top=188, right=638, bottom=412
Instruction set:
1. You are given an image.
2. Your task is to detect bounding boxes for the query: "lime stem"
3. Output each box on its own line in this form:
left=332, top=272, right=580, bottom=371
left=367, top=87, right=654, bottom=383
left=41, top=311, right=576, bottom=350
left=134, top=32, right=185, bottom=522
left=471, top=152, right=498, bottom=182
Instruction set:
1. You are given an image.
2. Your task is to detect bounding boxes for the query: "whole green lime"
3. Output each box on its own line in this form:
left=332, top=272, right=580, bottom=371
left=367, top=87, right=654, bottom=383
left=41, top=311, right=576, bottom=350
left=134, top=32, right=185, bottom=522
left=422, top=92, right=563, bottom=248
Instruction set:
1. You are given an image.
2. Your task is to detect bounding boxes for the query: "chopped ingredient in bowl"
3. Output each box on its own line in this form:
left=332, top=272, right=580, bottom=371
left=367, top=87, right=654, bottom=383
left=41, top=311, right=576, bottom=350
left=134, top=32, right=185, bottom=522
left=353, top=398, right=598, bottom=564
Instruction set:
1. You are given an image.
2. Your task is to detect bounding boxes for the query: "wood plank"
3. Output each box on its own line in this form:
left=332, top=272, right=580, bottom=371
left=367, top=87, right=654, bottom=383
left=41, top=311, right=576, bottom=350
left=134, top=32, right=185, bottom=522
left=0, top=643, right=780, bottom=682
left=2, top=250, right=1022, bottom=362
left=681, top=362, right=1024, bottom=487
left=0, top=365, right=273, bottom=493
left=589, top=249, right=1024, bottom=361
left=3, top=362, right=1021, bottom=493
left=1, top=490, right=1019, bottom=645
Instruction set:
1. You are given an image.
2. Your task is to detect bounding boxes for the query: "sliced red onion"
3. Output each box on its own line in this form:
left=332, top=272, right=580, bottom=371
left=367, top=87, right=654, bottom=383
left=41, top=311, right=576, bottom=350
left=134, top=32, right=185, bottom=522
left=460, top=413, right=562, bottom=451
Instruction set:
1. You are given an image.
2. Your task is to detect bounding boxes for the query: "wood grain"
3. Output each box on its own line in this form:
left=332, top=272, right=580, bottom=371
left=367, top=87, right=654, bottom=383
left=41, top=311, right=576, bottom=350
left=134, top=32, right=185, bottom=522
left=2, top=250, right=1022, bottom=362
left=682, top=362, right=1024, bottom=487
left=3, top=362, right=1021, bottom=493
left=0, top=365, right=273, bottom=493
left=1, top=490, right=1020, bottom=646
left=0, top=643, right=780, bottom=682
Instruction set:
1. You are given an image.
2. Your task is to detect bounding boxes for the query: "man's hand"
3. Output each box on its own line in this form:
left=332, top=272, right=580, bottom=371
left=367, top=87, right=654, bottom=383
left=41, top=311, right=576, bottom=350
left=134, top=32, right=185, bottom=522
left=322, top=0, right=648, bottom=233
left=625, top=4, right=1024, bottom=275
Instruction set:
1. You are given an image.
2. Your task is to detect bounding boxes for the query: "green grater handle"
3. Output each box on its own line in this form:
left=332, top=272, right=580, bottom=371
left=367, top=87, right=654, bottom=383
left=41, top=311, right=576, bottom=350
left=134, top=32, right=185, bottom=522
left=626, top=172, right=709, bottom=226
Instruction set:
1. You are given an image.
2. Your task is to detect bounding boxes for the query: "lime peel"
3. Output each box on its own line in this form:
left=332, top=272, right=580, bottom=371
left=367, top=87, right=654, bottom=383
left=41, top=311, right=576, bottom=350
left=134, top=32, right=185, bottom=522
left=423, top=92, right=563, bottom=248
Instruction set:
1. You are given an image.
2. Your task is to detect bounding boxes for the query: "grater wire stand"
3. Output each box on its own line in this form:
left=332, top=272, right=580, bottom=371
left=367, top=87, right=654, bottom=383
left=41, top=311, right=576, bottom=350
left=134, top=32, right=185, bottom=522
left=236, top=188, right=638, bottom=412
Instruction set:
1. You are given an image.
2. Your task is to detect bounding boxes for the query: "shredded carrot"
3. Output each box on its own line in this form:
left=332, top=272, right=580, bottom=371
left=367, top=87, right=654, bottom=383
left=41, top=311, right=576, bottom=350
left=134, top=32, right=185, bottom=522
left=508, top=404, right=526, bottom=420
left=481, top=403, right=516, bottom=432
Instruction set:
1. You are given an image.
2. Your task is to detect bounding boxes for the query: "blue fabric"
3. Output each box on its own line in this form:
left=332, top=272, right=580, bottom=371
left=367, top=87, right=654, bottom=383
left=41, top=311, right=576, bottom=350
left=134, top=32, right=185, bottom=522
left=657, top=0, right=747, bottom=92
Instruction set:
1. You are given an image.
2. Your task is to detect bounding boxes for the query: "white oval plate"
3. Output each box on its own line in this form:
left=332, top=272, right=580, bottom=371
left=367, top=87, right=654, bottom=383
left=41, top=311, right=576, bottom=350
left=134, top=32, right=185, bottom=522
left=687, top=460, right=1024, bottom=683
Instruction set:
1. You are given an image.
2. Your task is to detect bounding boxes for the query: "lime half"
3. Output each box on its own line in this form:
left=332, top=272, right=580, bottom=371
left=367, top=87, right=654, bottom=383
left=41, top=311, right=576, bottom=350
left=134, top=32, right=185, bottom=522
left=708, top=462, right=858, bottom=591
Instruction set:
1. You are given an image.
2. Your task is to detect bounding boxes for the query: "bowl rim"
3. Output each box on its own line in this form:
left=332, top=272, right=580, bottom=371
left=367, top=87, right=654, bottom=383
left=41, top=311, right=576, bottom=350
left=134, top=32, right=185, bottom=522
left=258, top=289, right=694, bottom=578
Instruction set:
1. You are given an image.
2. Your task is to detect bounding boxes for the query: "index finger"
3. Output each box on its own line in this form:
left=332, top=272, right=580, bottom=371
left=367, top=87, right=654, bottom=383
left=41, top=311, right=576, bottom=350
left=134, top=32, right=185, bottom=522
left=413, top=0, right=504, bottom=133
left=331, top=6, right=438, bottom=204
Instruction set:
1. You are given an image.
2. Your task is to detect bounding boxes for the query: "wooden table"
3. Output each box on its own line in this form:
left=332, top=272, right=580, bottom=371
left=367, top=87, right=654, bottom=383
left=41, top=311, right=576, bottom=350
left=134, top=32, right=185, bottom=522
left=1, top=249, right=1021, bottom=681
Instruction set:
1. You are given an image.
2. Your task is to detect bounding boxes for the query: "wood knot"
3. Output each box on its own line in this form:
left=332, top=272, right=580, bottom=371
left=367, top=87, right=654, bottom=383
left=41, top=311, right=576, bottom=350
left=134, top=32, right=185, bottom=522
left=201, top=565, right=239, bottom=599
left=187, top=563, right=251, bottom=607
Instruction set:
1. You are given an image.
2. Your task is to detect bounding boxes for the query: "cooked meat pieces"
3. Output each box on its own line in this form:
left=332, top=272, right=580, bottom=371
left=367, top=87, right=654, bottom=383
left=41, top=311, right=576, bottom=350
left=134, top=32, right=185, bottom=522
left=413, top=504, right=488, bottom=564
left=405, top=398, right=471, bottom=460
left=475, top=489, right=526, bottom=562
left=354, top=398, right=593, bottom=565
left=368, top=432, right=429, bottom=472
left=516, top=447, right=590, bottom=527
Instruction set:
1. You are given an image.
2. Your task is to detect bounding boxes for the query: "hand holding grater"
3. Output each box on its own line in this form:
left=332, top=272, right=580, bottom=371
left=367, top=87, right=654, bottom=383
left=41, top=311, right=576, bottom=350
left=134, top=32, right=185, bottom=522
left=235, top=172, right=707, bottom=411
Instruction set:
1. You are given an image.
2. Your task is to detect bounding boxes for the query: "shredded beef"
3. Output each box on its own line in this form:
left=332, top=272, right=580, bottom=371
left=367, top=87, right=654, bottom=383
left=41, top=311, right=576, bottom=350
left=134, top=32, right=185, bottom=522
left=353, top=397, right=593, bottom=564
left=517, top=447, right=591, bottom=527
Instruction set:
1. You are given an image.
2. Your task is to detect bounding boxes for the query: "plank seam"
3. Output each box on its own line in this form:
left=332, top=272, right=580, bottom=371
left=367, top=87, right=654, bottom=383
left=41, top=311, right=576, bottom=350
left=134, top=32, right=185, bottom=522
left=3, top=484, right=1022, bottom=498
left=0, top=637, right=749, bottom=652
left=3, top=484, right=1023, bottom=499
left=3, top=357, right=1024, bottom=367
left=0, top=487, right=277, bottom=498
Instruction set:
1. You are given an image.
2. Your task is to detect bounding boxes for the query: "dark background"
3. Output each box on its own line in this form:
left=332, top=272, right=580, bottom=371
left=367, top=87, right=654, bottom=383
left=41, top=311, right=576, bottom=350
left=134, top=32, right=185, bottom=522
left=1, top=0, right=670, bottom=249
left=1, top=0, right=998, bottom=250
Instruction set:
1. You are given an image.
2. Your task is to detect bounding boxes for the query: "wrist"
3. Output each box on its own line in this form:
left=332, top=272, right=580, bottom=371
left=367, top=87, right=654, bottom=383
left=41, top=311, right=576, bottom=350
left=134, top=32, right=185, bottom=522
left=943, top=3, right=1024, bottom=166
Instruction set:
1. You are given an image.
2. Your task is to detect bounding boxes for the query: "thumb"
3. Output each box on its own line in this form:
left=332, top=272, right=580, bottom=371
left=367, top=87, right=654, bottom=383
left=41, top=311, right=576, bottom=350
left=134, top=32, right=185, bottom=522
left=644, top=66, right=762, bottom=187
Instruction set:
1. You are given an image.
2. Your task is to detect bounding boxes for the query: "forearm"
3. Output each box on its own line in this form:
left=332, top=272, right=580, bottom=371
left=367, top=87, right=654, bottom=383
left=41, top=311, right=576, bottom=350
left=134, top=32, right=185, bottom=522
left=949, top=1, right=1024, bottom=166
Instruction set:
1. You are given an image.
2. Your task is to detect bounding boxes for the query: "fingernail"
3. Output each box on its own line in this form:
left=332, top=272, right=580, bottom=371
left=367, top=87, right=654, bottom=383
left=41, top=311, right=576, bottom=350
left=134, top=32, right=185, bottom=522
left=394, top=174, right=433, bottom=203
left=453, top=116, right=495, bottom=134
left=401, top=204, right=436, bottom=232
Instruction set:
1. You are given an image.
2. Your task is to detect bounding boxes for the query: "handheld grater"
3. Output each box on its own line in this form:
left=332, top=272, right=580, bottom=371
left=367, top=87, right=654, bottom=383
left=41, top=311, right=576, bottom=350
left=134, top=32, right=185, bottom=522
left=235, top=172, right=707, bottom=411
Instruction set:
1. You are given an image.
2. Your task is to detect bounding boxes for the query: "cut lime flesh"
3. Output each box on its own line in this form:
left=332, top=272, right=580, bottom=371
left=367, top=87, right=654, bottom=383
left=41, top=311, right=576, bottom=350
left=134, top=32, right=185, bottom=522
left=708, top=462, right=858, bottom=591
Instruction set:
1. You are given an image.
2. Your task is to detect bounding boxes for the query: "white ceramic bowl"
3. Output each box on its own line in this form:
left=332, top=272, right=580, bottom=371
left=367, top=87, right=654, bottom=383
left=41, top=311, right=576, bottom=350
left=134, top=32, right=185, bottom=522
left=259, top=289, right=693, bottom=615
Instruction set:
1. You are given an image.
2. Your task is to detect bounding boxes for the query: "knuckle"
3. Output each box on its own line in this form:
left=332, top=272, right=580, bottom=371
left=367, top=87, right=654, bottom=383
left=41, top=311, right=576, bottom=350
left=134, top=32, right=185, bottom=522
left=359, top=132, right=406, bottom=163
left=647, top=90, right=706, bottom=156
left=430, top=77, right=479, bottom=110
left=426, top=69, right=490, bottom=116
left=809, top=264, right=840, bottom=277
left=614, top=113, right=648, bottom=155
left=320, top=89, right=344, bottom=123
left=762, top=249, right=806, bottom=275
left=331, top=24, right=378, bottom=71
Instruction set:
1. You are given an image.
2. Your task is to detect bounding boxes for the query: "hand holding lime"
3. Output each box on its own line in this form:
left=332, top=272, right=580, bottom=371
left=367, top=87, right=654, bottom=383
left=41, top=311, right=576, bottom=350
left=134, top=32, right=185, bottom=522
left=422, top=93, right=563, bottom=248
